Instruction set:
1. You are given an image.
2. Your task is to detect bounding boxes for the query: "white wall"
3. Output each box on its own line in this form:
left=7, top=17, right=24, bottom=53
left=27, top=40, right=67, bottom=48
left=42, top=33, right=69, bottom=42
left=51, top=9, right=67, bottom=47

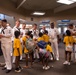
left=5, top=15, right=15, bottom=27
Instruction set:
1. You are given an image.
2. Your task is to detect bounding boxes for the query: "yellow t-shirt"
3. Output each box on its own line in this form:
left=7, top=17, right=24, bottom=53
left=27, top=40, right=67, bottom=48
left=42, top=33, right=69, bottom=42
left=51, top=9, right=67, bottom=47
left=22, top=36, right=29, bottom=53
left=37, top=37, right=44, bottom=42
left=74, top=37, right=76, bottom=43
left=43, top=34, right=49, bottom=43
left=13, top=38, right=22, bottom=56
left=63, top=36, right=74, bottom=46
left=46, top=44, right=53, bottom=52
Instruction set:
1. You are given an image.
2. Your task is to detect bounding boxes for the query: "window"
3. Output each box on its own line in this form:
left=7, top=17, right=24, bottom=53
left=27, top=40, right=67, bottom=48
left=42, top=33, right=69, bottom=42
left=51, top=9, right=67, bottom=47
left=19, top=24, right=33, bottom=29
left=58, top=27, right=61, bottom=34
left=64, top=27, right=67, bottom=33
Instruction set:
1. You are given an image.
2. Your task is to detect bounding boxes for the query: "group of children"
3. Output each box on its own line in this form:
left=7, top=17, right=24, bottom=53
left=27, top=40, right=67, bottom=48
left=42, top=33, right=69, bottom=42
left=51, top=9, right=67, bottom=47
left=13, top=30, right=54, bottom=72
left=13, top=28, right=76, bottom=72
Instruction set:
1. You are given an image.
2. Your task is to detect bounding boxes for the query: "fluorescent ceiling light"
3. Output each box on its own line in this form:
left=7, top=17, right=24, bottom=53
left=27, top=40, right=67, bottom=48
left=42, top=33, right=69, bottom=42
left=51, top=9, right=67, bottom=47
left=57, top=0, right=74, bottom=5
left=70, top=0, right=76, bottom=2
left=32, top=12, right=45, bottom=15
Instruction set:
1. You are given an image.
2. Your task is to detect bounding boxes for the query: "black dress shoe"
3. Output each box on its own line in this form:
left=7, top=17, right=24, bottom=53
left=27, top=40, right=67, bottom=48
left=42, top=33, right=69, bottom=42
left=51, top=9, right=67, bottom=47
left=6, top=70, right=11, bottom=73
left=2, top=67, right=6, bottom=70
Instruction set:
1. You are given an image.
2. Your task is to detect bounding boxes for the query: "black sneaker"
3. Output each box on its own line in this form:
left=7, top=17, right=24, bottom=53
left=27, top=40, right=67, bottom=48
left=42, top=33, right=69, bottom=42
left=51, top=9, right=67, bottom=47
left=6, top=70, right=11, bottom=73
left=15, top=68, right=21, bottom=73
left=2, top=67, right=6, bottom=70
left=18, top=66, right=23, bottom=70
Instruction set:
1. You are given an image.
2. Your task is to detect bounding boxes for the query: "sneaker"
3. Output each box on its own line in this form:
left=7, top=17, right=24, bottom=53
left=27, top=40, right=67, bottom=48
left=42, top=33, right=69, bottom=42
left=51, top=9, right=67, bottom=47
left=18, top=66, right=23, bottom=70
left=2, top=67, right=6, bottom=70
left=15, top=68, right=21, bottom=73
left=45, top=66, right=50, bottom=70
left=68, top=62, right=70, bottom=65
left=56, top=58, right=59, bottom=61
left=50, top=58, right=53, bottom=60
left=43, top=66, right=45, bottom=69
left=6, top=70, right=11, bottom=73
left=63, top=61, right=68, bottom=65
left=47, top=66, right=50, bottom=69
left=45, top=67, right=48, bottom=70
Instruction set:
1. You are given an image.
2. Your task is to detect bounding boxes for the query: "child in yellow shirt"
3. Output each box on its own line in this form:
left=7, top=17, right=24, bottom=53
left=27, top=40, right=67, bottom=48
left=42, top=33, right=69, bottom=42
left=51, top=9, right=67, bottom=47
left=37, top=32, right=44, bottom=42
left=22, top=36, right=28, bottom=54
left=63, top=30, right=74, bottom=65
left=13, top=31, right=22, bottom=72
left=38, top=41, right=54, bottom=70
left=43, top=30, right=49, bottom=43
left=23, top=31, right=34, bottom=68
left=46, top=42, right=54, bottom=60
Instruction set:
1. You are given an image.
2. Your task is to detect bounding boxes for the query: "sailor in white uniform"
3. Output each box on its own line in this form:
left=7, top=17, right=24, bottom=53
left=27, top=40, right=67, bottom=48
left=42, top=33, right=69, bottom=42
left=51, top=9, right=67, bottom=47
left=20, top=23, right=28, bottom=37
left=40, top=26, right=46, bottom=33
left=0, top=19, right=12, bottom=73
left=48, top=22, right=60, bottom=61
left=12, top=20, right=22, bottom=63
left=0, top=20, right=3, bottom=56
left=30, top=24, right=39, bottom=59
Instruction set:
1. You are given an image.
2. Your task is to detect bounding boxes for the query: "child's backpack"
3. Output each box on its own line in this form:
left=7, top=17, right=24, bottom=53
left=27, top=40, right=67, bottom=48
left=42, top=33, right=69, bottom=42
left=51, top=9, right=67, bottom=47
left=26, top=38, right=35, bottom=52
left=39, top=49, right=50, bottom=58
left=37, top=41, right=47, bottom=49
left=39, top=48, right=47, bottom=54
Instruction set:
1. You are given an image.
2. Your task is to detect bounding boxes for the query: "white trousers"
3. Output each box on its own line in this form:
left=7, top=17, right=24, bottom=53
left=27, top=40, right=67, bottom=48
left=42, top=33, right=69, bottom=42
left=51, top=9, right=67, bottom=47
left=1, top=43, right=12, bottom=70
left=51, top=39, right=59, bottom=59
left=34, top=49, right=39, bottom=59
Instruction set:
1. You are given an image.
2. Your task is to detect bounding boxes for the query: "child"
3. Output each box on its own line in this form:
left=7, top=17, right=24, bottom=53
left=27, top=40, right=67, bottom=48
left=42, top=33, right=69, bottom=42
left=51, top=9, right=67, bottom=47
left=42, top=30, right=49, bottom=43
left=42, top=31, right=54, bottom=60
left=46, top=42, right=54, bottom=60
left=33, top=32, right=44, bottom=61
left=23, top=31, right=34, bottom=68
left=22, top=33, right=29, bottom=68
left=13, top=31, right=22, bottom=72
left=42, top=42, right=54, bottom=70
left=37, top=32, right=44, bottom=42
left=63, top=30, right=74, bottom=65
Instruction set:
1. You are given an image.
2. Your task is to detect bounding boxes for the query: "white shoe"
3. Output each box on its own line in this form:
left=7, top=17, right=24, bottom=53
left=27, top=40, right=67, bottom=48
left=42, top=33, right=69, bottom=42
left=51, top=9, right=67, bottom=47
left=47, top=66, right=50, bottom=69
left=63, top=61, right=68, bottom=65
left=45, top=66, right=50, bottom=70
left=56, top=58, right=59, bottom=61
left=45, top=67, right=48, bottom=70
left=68, top=62, right=70, bottom=65
left=50, top=58, right=53, bottom=60
left=43, top=66, right=45, bottom=69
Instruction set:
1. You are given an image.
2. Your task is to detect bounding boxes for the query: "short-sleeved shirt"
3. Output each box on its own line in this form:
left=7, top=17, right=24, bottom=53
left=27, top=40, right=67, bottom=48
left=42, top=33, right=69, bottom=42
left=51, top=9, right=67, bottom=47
left=46, top=45, right=53, bottom=52
left=43, top=34, right=49, bottom=43
left=30, top=28, right=39, bottom=39
left=1, top=26, right=12, bottom=44
left=48, top=28, right=59, bottom=39
left=74, top=37, right=76, bottom=43
left=13, top=38, right=22, bottom=56
left=22, top=36, right=29, bottom=53
left=12, top=26, right=21, bottom=41
left=20, top=29, right=28, bottom=37
left=63, top=36, right=74, bottom=46
left=37, top=37, right=44, bottom=42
